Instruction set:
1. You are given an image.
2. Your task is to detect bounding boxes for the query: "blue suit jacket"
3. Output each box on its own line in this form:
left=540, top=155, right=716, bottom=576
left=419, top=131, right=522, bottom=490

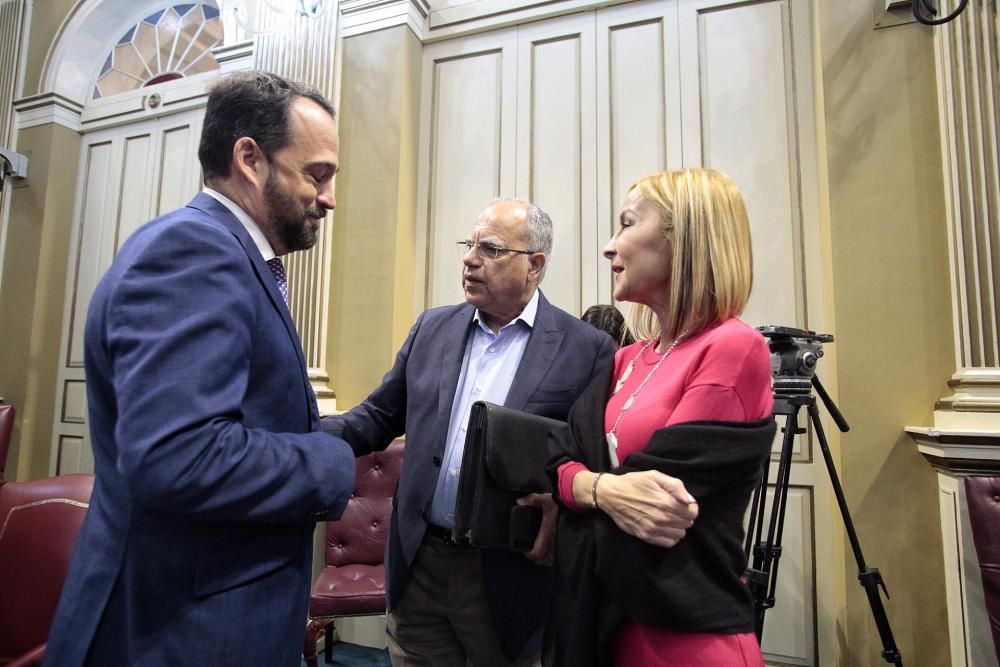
left=322, top=294, right=614, bottom=660
left=45, top=193, right=355, bottom=667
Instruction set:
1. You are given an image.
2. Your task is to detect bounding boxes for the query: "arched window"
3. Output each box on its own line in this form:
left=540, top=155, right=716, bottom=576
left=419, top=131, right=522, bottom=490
left=93, top=3, right=223, bottom=99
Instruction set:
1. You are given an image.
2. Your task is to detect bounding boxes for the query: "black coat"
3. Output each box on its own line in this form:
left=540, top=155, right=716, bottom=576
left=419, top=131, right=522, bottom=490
left=545, top=363, right=776, bottom=666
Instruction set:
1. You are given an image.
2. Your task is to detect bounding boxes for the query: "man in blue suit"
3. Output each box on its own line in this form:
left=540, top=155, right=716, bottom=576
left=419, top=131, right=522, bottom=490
left=323, top=199, right=615, bottom=666
left=45, top=72, right=356, bottom=666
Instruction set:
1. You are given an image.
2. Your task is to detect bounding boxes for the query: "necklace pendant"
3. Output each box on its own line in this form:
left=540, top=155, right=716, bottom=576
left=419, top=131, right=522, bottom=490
left=622, top=395, right=635, bottom=411
left=605, top=431, right=620, bottom=467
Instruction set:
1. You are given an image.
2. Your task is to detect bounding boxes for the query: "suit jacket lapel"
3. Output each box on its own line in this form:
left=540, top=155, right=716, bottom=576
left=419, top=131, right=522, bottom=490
left=188, top=193, right=315, bottom=422
left=436, top=305, right=476, bottom=432
left=505, top=291, right=563, bottom=411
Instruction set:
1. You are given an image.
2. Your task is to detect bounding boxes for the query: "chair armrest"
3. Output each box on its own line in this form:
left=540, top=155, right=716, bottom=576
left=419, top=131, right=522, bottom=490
left=7, top=642, right=46, bottom=667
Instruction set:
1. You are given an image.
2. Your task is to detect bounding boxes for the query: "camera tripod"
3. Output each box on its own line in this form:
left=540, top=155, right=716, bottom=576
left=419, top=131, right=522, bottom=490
left=742, top=375, right=903, bottom=666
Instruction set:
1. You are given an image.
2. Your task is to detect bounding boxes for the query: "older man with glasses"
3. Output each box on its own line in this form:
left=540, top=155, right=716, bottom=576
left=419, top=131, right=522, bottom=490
left=323, top=198, right=614, bottom=666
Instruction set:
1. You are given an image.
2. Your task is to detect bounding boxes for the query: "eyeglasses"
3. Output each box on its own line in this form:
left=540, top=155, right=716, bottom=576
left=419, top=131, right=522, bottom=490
left=456, top=239, right=536, bottom=261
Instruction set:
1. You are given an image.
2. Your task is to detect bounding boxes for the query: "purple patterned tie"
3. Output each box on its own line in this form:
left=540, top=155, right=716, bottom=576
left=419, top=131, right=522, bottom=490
left=266, top=257, right=288, bottom=306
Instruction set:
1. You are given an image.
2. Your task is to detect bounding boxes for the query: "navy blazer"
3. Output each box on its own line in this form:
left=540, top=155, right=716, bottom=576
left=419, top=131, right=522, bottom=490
left=322, top=294, right=614, bottom=660
left=45, top=193, right=356, bottom=667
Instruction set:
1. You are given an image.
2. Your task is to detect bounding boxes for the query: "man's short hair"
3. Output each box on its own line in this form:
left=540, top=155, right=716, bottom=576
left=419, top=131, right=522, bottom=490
left=492, top=198, right=553, bottom=280
left=198, top=71, right=336, bottom=182
left=522, top=202, right=553, bottom=258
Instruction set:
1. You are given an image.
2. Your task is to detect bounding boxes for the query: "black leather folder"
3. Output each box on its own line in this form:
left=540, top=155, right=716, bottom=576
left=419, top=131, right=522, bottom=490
left=452, top=401, right=566, bottom=550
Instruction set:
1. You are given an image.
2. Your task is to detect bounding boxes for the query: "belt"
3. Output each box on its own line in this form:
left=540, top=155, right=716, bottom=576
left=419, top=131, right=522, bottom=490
left=425, top=523, right=472, bottom=548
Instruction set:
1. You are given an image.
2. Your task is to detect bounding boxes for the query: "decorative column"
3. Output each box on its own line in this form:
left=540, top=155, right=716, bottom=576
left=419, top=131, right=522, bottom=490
left=907, top=2, right=1000, bottom=665
left=926, top=0, right=1000, bottom=428
left=0, top=0, right=26, bottom=292
left=223, top=0, right=343, bottom=412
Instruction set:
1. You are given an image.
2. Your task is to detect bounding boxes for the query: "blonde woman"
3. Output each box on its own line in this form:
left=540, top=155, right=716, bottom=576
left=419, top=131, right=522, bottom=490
left=547, top=169, right=775, bottom=666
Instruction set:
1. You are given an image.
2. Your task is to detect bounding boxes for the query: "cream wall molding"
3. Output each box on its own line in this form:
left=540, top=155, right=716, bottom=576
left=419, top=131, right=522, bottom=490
left=77, top=71, right=220, bottom=132
left=908, top=427, right=1000, bottom=473
left=340, top=0, right=643, bottom=41
left=13, top=92, right=84, bottom=132
left=340, top=0, right=429, bottom=38
left=214, top=39, right=256, bottom=73
left=936, top=369, right=1000, bottom=421
left=423, top=0, right=635, bottom=40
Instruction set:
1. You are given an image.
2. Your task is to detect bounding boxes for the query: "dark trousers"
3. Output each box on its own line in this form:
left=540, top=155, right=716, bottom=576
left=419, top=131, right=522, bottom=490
left=386, top=531, right=539, bottom=667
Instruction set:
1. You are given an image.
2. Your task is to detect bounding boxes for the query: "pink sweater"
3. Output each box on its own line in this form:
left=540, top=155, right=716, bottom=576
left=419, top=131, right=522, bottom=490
left=555, top=317, right=773, bottom=667
left=558, top=317, right=773, bottom=509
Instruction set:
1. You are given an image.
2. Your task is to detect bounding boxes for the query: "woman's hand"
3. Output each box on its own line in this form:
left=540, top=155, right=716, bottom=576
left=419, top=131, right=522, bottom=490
left=575, top=470, right=698, bottom=548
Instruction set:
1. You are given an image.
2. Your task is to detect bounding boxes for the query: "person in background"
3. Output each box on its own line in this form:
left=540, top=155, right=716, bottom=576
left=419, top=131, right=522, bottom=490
left=323, top=198, right=614, bottom=666
left=581, top=304, right=634, bottom=349
left=45, top=71, right=356, bottom=667
left=547, top=168, right=776, bottom=667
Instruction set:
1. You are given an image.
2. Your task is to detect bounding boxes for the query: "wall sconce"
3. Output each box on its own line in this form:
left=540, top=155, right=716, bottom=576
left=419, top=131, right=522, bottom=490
left=232, top=0, right=328, bottom=35
left=0, top=147, right=28, bottom=188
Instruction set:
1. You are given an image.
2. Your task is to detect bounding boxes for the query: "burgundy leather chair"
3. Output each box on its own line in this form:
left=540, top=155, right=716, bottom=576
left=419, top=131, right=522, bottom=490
left=0, top=402, right=14, bottom=477
left=0, top=472, right=95, bottom=666
left=965, top=475, right=1000, bottom=661
left=303, top=439, right=404, bottom=666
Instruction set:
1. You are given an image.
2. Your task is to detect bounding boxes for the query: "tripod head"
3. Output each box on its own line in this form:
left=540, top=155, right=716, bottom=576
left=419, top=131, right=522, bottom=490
left=757, top=325, right=832, bottom=395
left=757, top=325, right=849, bottom=433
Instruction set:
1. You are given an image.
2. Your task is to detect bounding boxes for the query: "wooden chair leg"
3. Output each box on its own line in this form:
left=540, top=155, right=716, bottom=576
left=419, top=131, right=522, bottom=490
left=324, top=620, right=335, bottom=664
left=304, top=617, right=332, bottom=667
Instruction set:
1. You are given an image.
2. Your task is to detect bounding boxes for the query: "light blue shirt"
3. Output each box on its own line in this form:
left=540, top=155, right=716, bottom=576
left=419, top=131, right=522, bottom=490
left=427, top=290, right=540, bottom=528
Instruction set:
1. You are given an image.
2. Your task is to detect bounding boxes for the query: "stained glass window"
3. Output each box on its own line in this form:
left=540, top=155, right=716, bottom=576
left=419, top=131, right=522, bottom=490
left=93, top=4, right=223, bottom=99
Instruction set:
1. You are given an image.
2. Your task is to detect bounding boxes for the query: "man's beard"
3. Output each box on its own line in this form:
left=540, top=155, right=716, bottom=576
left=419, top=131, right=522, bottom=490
left=264, top=171, right=326, bottom=253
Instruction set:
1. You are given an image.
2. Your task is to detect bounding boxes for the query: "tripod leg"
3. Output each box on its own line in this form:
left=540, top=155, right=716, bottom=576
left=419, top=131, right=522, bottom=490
left=808, top=402, right=903, bottom=666
left=763, top=429, right=796, bottom=608
left=744, top=460, right=767, bottom=558
left=746, top=402, right=800, bottom=640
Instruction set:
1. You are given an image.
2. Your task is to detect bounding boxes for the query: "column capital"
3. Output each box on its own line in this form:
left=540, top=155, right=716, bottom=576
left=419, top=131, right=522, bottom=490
left=341, top=0, right=430, bottom=39
left=13, top=93, right=83, bottom=132
left=932, top=369, right=1000, bottom=432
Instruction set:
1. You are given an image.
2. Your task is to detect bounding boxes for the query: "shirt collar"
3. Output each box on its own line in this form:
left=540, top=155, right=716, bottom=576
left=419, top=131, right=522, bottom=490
left=203, top=187, right=276, bottom=261
left=473, top=289, right=539, bottom=332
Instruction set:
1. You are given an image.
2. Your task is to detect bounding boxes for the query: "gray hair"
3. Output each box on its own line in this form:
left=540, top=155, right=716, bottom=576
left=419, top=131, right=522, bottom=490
left=494, top=197, right=553, bottom=280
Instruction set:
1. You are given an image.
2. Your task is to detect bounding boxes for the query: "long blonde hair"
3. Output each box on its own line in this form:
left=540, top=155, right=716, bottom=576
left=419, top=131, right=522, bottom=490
left=624, top=168, right=754, bottom=343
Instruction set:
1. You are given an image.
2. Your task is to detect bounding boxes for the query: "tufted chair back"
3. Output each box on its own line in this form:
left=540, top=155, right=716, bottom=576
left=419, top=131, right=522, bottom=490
left=303, top=439, right=404, bottom=666
left=0, top=473, right=94, bottom=666
left=965, top=475, right=1000, bottom=661
left=325, top=440, right=404, bottom=569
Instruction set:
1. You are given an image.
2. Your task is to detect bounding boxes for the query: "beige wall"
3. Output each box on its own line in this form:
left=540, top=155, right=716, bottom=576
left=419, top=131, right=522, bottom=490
left=0, top=0, right=84, bottom=479
left=0, top=122, right=82, bottom=479
left=0, top=0, right=73, bottom=479
left=329, top=26, right=422, bottom=408
left=817, top=3, right=953, bottom=664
